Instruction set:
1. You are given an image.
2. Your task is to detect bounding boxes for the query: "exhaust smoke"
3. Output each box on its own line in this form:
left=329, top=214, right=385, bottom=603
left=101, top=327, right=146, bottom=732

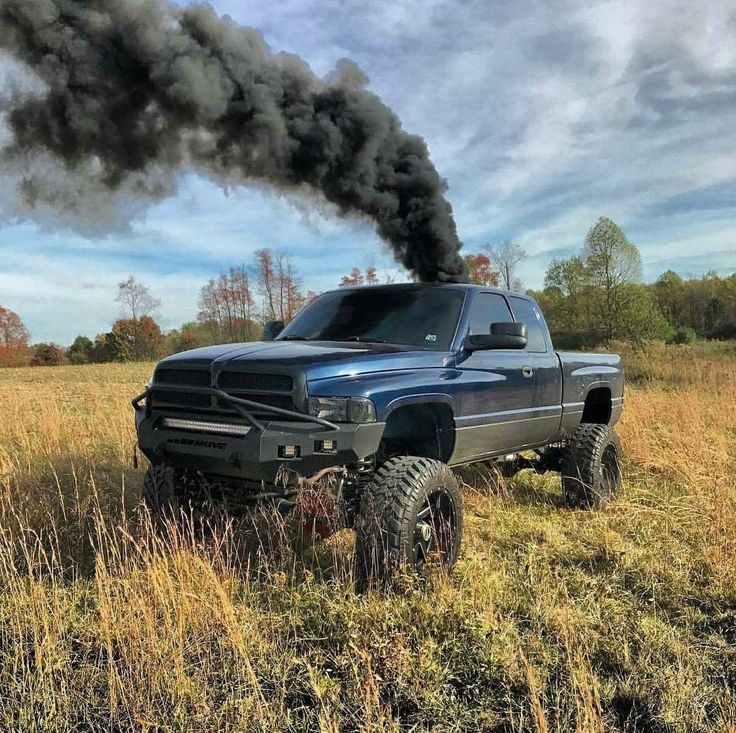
left=0, top=0, right=468, bottom=283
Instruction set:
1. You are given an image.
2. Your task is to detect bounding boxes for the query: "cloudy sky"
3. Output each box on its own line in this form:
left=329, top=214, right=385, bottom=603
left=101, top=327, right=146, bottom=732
left=1, top=0, right=735, bottom=344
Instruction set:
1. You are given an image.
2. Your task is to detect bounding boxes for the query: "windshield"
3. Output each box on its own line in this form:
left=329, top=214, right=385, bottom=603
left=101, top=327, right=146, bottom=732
left=278, top=287, right=465, bottom=351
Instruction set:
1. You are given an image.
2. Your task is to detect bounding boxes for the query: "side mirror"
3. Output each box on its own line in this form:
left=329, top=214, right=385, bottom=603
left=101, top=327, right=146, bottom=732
left=465, top=322, right=528, bottom=351
left=262, top=320, right=285, bottom=341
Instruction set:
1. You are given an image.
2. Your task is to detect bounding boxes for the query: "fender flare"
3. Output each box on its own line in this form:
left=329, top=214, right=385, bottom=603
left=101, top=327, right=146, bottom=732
left=384, top=392, right=455, bottom=418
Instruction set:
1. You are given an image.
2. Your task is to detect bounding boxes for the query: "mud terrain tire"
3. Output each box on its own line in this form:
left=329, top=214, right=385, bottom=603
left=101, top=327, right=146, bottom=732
left=561, top=424, right=623, bottom=508
left=355, top=456, right=463, bottom=584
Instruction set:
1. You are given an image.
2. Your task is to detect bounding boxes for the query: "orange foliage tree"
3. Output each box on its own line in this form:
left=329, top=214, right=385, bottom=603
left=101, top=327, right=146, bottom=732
left=463, top=254, right=500, bottom=286
left=0, top=306, right=31, bottom=366
left=110, top=316, right=164, bottom=361
left=339, top=267, right=380, bottom=287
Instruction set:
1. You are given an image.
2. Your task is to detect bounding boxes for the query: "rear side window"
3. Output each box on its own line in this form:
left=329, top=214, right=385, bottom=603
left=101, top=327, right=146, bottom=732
left=467, top=293, right=513, bottom=335
left=510, top=297, right=548, bottom=352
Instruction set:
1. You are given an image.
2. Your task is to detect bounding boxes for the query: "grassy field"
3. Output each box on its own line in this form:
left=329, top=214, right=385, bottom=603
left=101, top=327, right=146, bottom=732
left=0, top=343, right=734, bottom=732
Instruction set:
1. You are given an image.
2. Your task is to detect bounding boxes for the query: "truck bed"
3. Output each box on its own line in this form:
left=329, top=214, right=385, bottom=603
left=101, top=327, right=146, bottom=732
left=557, top=352, right=625, bottom=436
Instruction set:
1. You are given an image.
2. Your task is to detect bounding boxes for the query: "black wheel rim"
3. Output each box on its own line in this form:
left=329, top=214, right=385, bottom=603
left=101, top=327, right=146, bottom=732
left=601, top=443, right=620, bottom=495
left=413, top=489, right=457, bottom=566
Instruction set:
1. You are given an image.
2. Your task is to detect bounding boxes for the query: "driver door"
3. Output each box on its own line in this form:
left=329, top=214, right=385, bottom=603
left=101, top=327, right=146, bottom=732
left=453, top=291, right=538, bottom=461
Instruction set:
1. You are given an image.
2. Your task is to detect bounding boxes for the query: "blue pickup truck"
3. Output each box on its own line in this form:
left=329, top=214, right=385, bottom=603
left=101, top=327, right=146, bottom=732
left=133, top=283, right=624, bottom=580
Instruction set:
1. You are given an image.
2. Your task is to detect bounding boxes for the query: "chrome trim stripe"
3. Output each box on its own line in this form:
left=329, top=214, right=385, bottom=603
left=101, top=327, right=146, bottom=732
left=455, top=414, right=561, bottom=430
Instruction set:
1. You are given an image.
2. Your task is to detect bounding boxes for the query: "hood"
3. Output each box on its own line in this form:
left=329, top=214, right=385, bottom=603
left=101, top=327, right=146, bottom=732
left=158, top=340, right=449, bottom=379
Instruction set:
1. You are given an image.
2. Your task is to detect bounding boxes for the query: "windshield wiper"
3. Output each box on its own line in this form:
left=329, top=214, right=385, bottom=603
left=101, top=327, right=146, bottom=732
left=279, top=335, right=310, bottom=341
left=344, top=336, right=388, bottom=343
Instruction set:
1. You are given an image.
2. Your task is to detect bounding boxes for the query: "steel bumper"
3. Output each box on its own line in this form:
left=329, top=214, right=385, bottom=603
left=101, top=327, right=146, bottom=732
left=135, top=410, right=385, bottom=481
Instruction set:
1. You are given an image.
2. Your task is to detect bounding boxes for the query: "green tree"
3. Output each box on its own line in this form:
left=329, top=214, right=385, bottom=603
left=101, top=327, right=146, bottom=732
left=167, top=322, right=216, bottom=354
left=582, top=217, right=643, bottom=341
left=91, top=332, right=129, bottom=363
left=653, top=270, right=685, bottom=327
left=539, top=217, right=671, bottom=347
left=616, top=284, right=673, bottom=342
left=67, top=335, right=94, bottom=365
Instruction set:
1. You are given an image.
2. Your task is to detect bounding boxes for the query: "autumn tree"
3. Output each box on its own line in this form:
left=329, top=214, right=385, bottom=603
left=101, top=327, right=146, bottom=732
left=0, top=307, right=31, bottom=366
left=274, top=252, right=305, bottom=322
left=117, top=276, right=160, bottom=322
left=486, top=241, right=526, bottom=291
left=198, top=266, right=255, bottom=342
left=116, top=277, right=161, bottom=360
left=31, top=343, right=65, bottom=367
left=255, top=249, right=278, bottom=321
left=254, top=249, right=304, bottom=323
left=463, top=254, right=499, bottom=286
left=167, top=322, right=211, bottom=353
left=0, top=306, right=30, bottom=353
left=365, top=267, right=379, bottom=285
left=109, top=316, right=164, bottom=361
left=340, top=267, right=364, bottom=288
left=339, top=267, right=381, bottom=288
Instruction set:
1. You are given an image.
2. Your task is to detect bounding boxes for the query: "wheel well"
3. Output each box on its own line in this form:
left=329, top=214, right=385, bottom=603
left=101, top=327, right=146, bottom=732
left=582, top=387, right=612, bottom=425
left=380, top=403, right=455, bottom=463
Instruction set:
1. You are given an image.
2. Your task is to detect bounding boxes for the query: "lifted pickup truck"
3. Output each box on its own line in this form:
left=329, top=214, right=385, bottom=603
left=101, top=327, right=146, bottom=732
left=133, top=284, right=624, bottom=580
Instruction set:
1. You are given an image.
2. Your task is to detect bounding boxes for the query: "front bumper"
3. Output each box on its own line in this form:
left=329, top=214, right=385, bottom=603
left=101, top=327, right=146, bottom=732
left=135, top=409, right=385, bottom=481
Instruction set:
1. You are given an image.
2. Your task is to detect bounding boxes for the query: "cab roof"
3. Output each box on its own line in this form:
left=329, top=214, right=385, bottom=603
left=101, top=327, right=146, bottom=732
left=331, top=282, right=534, bottom=301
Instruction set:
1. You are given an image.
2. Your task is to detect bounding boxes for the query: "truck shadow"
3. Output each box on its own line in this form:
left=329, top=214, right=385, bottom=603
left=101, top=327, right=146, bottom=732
left=457, top=463, right=568, bottom=509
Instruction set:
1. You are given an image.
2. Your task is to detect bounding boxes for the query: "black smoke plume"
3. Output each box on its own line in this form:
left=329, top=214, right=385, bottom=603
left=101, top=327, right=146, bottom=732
left=0, top=0, right=468, bottom=283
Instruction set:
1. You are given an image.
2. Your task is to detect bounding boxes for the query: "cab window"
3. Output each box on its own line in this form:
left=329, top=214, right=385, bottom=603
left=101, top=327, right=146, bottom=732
left=467, top=293, right=513, bottom=335
left=510, top=297, right=548, bottom=352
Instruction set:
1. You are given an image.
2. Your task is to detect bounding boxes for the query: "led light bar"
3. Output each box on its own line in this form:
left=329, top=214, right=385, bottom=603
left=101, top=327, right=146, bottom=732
left=161, top=418, right=251, bottom=437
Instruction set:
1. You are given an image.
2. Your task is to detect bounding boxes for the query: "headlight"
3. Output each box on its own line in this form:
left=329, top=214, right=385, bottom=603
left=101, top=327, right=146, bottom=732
left=307, top=397, right=376, bottom=423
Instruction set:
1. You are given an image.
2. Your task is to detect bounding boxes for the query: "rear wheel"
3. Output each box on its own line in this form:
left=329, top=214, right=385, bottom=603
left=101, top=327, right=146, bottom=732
left=355, top=456, right=463, bottom=585
left=561, top=424, right=622, bottom=508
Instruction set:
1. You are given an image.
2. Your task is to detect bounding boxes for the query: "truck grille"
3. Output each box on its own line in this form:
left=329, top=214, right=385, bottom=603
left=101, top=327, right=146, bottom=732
left=155, top=368, right=211, bottom=386
left=219, top=372, right=293, bottom=392
left=150, top=367, right=299, bottom=418
left=152, top=367, right=212, bottom=408
left=217, top=370, right=295, bottom=415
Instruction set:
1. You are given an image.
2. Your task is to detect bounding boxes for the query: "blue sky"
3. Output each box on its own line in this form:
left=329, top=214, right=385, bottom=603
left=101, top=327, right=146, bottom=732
left=1, top=0, right=735, bottom=344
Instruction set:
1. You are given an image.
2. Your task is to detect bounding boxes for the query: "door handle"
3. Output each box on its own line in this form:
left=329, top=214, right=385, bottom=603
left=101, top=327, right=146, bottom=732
left=522, top=366, right=534, bottom=379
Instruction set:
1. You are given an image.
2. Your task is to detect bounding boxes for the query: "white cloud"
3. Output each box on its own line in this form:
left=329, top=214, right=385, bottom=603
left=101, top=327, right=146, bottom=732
left=1, top=0, right=735, bottom=342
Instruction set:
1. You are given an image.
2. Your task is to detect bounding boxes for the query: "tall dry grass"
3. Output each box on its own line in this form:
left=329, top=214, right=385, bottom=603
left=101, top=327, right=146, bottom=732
left=0, top=346, right=734, bottom=732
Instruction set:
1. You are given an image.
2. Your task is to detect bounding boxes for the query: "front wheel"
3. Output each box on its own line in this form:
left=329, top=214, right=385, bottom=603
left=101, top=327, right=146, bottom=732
left=355, top=456, right=463, bottom=585
left=140, top=462, right=182, bottom=516
left=561, top=424, right=623, bottom=508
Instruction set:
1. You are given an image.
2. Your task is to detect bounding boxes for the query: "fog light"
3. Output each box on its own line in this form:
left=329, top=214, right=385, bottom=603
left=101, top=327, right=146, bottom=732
left=279, top=444, right=301, bottom=459
left=317, top=439, right=337, bottom=453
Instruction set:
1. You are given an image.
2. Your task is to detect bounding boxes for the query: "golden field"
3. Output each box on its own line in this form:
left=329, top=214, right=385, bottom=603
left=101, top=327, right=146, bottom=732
left=0, top=343, right=734, bottom=732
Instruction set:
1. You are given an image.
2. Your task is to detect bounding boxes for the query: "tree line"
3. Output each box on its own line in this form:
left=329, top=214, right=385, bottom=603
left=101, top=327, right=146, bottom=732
left=1, top=222, right=734, bottom=367
left=529, top=217, right=736, bottom=348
